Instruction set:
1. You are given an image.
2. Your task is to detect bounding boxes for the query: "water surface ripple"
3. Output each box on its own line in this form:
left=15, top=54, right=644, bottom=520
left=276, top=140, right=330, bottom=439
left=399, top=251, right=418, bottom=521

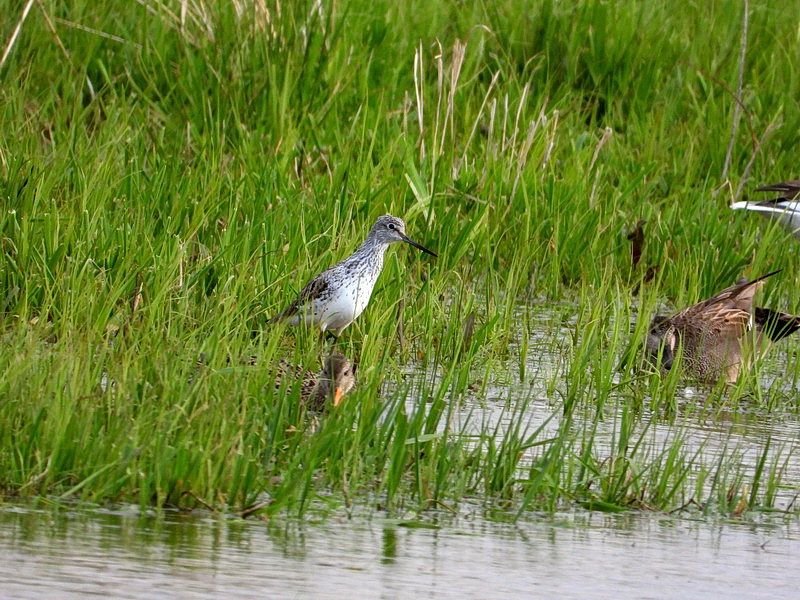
left=2, top=504, right=799, bottom=599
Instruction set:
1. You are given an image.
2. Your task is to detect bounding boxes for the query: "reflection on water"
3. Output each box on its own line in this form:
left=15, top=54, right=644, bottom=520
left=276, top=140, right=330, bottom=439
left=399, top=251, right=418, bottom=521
left=2, top=503, right=800, bottom=599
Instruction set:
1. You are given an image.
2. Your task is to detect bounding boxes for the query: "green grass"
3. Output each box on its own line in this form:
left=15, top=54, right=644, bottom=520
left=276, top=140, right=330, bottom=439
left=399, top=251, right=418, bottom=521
left=1, top=0, right=800, bottom=520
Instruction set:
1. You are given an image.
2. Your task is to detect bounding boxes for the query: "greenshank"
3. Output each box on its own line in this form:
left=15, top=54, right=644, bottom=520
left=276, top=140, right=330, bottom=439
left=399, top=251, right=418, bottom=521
left=268, top=215, right=437, bottom=336
left=645, top=270, right=800, bottom=383
left=276, top=353, right=357, bottom=411
left=730, top=180, right=800, bottom=239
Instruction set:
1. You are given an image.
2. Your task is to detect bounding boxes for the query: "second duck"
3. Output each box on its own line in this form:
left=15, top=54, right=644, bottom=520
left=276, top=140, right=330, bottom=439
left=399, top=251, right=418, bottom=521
left=645, top=270, right=800, bottom=383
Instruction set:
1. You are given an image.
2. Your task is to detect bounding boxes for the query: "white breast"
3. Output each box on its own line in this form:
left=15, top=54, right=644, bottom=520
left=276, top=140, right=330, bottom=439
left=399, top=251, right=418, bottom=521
left=317, top=271, right=379, bottom=334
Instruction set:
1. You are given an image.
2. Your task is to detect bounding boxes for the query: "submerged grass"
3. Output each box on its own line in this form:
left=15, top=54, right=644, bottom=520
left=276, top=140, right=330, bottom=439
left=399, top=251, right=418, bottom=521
left=2, top=0, right=800, bottom=519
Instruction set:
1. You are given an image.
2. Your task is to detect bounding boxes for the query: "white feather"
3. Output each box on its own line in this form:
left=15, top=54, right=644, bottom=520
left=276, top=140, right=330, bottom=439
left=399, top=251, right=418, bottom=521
left=730, top=200, right=800, bottom=239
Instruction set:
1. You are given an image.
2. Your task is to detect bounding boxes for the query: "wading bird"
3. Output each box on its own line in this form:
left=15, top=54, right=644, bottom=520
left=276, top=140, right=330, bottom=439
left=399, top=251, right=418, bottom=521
left=268, top=215, right=437, bottom=337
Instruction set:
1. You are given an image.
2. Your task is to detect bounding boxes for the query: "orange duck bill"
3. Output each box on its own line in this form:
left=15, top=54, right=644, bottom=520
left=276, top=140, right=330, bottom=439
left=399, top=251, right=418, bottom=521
left=333, top=387, right=344, bottom=406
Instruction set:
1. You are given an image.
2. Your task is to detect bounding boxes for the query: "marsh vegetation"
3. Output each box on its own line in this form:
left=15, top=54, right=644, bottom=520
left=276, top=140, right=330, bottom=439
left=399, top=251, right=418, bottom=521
left=1, top=0, right=800, bottom=520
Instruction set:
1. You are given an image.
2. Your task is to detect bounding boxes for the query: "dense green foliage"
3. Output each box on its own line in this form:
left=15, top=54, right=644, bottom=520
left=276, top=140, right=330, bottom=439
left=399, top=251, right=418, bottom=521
left=1, top=0, right=799, bottom=518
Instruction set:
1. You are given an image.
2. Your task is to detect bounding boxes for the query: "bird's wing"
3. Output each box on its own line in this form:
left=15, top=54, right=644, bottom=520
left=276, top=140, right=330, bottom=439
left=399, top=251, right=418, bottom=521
left=685, top=271, right=779, bottom=316
left=671, top=305, right=752, bottom=341
left=755, top=180, right=800, bottom=203
left=268, top=272, right=330, bottom=322
left=274, top=359, right=316, bottom=397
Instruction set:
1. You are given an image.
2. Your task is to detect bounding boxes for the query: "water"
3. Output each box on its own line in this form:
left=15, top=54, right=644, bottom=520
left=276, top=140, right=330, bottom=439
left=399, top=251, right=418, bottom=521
left=2, top=502, right=799, bottom=599
left=401, top=322, right=800, bottom=511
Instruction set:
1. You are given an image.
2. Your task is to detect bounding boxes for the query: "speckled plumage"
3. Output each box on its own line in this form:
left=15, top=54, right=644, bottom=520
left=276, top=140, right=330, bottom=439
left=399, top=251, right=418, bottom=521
left=645, top=270, right=799, bottom=383
left=275, top=353, right=357, bottom=411
left=731, top=180, right=800, bottom=239
left=268, top=215, right=436, bottom=336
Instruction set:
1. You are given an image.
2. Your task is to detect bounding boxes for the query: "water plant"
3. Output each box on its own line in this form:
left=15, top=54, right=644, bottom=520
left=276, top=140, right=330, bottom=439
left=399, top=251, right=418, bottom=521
left=1, top=0, right=799, bottom=519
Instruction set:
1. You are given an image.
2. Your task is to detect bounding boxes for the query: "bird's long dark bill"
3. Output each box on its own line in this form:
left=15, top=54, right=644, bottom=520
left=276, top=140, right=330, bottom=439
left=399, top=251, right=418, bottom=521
left=400, top=233, right=438, bottom=257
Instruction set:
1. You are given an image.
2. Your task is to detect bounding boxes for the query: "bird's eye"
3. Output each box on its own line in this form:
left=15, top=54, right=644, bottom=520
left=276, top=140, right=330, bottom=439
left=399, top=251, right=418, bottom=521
left=387, top=223, right=396, bottom=230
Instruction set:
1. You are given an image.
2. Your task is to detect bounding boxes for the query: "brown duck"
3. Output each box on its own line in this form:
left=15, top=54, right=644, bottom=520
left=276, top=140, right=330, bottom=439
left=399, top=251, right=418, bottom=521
left=645, top=270, right=800, bottom=383
left=276, top=353, right=357, bottom=411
